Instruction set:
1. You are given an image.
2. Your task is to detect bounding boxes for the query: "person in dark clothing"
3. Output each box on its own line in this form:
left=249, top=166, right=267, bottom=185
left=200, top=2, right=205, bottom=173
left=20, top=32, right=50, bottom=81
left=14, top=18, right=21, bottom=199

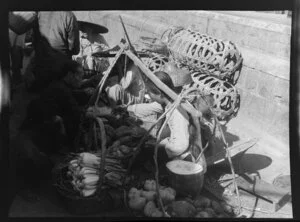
left=26, top=60, right=84, bottom=152
left=29, top=11, right=80, bottom=92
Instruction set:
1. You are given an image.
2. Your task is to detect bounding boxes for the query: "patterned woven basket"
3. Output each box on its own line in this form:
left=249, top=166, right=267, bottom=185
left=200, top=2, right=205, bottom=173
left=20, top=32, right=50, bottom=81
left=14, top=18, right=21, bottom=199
left=186, top=72, right=241, bottom=122
left=163, top=27, right=243, bottom=85
left=141, top=52, right=169, bottom=73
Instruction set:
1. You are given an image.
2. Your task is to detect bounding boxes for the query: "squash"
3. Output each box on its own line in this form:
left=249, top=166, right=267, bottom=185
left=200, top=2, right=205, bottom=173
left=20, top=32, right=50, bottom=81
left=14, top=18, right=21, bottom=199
left=141, top=190, right=156, bottom=201
left=128, top=196, right=147, bottom=211
left=193, top=196, right=211, bottom=208
left=166, top=200, right=196, bottom=217
left=144, top=201, right=157, bottom=217
left=144, top=180, right=156, bottom=191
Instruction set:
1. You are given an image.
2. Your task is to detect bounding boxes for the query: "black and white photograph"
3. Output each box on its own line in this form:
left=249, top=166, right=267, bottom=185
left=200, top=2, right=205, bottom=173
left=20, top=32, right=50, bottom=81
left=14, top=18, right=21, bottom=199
left=2, top=4, right=297, bottom=219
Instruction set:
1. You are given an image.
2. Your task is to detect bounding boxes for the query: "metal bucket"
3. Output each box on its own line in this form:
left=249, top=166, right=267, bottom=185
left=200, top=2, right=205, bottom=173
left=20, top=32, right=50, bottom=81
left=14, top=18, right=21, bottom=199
left=166, top=160, right=205, bottom=197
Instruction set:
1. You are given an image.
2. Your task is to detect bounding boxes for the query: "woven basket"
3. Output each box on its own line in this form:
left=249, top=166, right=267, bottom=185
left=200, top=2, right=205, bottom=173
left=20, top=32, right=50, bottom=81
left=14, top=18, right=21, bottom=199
left=52, top=163, right=123, bottom=215
left=164, top=27, right=243, bottom=85
left=52, top=117, right=125, bottom=215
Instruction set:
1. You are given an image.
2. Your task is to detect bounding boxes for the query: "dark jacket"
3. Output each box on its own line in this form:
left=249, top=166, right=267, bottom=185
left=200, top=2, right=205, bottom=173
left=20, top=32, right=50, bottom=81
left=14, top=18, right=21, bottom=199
left=26, top=80, right=82, bottom=149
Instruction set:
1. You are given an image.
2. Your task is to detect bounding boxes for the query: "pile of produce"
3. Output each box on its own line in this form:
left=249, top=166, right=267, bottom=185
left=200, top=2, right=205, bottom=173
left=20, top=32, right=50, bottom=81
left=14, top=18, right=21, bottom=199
left=127, top=179, right=176, bottom=217
left=127, top=179, right=235, bottom=218
left=67, top=152, right=127, bottom=197
left=79, top=107, right=148, bottom=160
left=106, top=125, right=147, bottom=159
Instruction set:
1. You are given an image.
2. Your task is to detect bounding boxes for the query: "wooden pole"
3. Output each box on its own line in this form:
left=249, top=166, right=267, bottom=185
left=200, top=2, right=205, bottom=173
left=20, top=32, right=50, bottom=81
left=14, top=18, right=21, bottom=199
left=123, top=49, right=202, bottom=118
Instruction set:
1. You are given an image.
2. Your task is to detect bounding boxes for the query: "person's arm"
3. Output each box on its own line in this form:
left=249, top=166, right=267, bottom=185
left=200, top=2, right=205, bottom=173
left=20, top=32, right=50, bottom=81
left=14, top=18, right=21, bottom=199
left=127, top=102, right=163, bottom=118
left=65, top=12, right=80, bottom=56
left=161, top=109, right=190, bottom=158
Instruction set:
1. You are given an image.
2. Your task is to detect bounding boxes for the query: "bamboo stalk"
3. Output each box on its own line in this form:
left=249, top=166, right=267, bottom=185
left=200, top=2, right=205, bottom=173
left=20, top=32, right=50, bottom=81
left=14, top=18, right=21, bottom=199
left=94, top=46, right=125, bottom=106
left=216, top=119, right=242, bottom=214
left=95, top=117, right=107, bottom=190
left=152, top=94, right=184, bottom=217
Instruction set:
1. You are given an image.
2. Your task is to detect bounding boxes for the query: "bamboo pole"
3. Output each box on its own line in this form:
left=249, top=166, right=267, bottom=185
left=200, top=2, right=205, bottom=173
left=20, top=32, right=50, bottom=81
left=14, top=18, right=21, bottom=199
left=123, top=49, right=202, bottom=118
left=94, top=46, right=125, bottom=106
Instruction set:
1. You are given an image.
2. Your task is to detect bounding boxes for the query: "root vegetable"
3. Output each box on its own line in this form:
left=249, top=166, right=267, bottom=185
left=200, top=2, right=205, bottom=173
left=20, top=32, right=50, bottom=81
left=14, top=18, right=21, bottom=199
left=116, top=150, right=124, bottom=158
left=141, top=190, right=156, bottom=201
left=115, top=126, right=132, bottom=137
left=119, top=136, right=133, bottom=145
left=144, top=180, right=156, bottom=191
left=164, top=187, right=176, bottom=197
left=144, top=201, right=157, bottom=217
left=131, top=127, right=147, bottom=138
left=151, top=209, right=163, bottom=217
left=211, top=200, right=224, bottom=214
left=193, top=196, right=211, bottom=208
left=104, top=124, right=115, bottom=137
left=119, top=145, right=132, bottom=154
left=166, top=201, right=196, bottom=217
left=195, top=211, right=210, bottom=218
left=220, top=202, right=233, bottom=215
left=105, top=172, right=123, bottom=181
left=159, top=189, right=175, bottom=204
left=217, top=213, right=230, bottom=218
left=204, top=207, right=217, bottom=217
left=128, top=196, right=147, bottom=211
left=128, top=187, right=141, bottom=199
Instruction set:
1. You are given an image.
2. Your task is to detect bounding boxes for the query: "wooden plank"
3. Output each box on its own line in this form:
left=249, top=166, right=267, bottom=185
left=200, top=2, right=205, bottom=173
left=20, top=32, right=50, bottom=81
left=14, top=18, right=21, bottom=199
left=236, top=174, right=291, bottom=212
left=206, top=138, right=259, bottom=167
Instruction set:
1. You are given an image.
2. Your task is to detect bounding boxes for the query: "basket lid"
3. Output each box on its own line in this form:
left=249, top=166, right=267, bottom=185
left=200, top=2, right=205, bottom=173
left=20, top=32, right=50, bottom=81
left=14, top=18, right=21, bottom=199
left=166, top=159, right=203, bottom=175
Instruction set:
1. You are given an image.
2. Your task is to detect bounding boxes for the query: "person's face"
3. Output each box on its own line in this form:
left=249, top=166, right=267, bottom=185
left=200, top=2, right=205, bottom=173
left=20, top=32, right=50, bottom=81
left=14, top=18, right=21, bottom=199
left=148, top=91, right=164, bottom=104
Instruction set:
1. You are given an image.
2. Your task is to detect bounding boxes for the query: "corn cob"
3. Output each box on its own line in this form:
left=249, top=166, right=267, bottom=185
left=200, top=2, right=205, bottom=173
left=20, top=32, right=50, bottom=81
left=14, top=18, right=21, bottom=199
left=105, top=171, right=123, bottom=181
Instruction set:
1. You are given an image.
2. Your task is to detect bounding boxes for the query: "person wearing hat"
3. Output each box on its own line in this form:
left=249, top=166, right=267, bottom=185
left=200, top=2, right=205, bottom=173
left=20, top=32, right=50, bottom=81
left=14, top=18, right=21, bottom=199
left=73, top=21, right=110, bottom=76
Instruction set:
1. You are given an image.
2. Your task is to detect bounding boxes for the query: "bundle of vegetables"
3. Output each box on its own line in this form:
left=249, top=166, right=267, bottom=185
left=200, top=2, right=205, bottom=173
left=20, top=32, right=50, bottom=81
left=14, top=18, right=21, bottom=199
left=127, top=179, right=176, bottom=217
left=67, top=152, right=127, bottom=197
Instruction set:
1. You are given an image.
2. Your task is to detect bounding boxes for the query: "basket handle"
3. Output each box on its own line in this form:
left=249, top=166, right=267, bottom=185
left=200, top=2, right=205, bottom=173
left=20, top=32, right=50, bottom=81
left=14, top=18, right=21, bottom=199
left=93, top=117, right=107, bottom=189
